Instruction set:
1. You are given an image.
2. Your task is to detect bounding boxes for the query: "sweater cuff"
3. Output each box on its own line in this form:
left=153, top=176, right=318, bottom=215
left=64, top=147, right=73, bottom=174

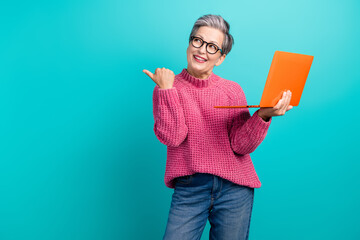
left=246, top=110, right=272, bottom=136
left=157, top=87, right=181, bottom=106
left=255, top=109, right=272, bottom=123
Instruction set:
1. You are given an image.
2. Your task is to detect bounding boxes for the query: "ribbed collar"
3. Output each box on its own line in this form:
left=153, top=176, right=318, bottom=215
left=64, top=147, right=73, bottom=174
left=179, top=68, right=219, bottom=88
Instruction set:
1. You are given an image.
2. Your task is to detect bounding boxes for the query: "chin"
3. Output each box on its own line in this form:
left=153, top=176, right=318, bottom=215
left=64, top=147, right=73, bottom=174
left=194, top=65, right=211, bottom=74
left=189, top=61, right=208, bottom=72
left=191, top=64, right=204, bottom=71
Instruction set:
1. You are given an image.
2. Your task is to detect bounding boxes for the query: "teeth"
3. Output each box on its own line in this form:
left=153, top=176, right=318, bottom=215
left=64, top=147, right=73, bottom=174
left=194, top=56, right=206, bottom=61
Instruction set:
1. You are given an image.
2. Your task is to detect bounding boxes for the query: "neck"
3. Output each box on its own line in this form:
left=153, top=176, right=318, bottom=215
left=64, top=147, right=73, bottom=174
left=186, top=67, right=212, bottom=79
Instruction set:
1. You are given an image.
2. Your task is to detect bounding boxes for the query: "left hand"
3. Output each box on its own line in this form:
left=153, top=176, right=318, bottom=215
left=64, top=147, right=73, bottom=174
left=257, top=90, right=293, bottom=121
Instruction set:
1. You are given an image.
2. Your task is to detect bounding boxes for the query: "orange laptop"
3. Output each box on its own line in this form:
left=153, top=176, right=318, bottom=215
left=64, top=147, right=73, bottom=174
left=214, top=51, right=314, bottom=108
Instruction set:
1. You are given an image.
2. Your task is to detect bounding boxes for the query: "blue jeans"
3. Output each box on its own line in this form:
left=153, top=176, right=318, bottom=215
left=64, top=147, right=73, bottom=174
left=163, top=173, right=254, bottom=240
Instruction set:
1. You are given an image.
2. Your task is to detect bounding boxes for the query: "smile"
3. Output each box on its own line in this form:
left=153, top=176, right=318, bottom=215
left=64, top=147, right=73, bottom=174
left=193, top=55, right=207, bottom=63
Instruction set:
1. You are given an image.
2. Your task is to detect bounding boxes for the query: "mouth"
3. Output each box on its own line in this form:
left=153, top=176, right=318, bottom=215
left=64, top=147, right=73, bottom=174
left=193, top=55, right=207, bottom=63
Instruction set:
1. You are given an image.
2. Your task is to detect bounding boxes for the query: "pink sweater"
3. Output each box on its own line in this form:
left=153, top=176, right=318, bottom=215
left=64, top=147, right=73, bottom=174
left=152, top=69, right=272, bottom=189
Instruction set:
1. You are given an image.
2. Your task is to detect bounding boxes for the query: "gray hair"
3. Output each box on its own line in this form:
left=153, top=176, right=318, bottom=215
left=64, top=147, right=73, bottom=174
left=189, top=14, right=234, bottom=55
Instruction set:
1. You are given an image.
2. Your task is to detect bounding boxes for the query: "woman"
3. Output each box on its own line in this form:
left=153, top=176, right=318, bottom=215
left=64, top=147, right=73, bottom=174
left=143, top=14, right=292, bottom=240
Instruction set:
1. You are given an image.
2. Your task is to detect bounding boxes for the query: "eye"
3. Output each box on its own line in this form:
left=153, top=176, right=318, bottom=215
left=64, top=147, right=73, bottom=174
left=194, top=37, right=202, bottom=43
left=208, top=43, right=218, bottom=51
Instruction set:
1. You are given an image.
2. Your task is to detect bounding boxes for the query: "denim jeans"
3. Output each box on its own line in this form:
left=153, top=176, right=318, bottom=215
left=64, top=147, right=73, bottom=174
left=163, top=173, right=254, bottom=240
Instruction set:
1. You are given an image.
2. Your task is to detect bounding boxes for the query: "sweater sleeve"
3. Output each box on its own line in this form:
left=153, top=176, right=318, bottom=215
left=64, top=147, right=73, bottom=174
left=229, top=84, right=272, bottom=155
left=152, top=85, right=188, bottom=147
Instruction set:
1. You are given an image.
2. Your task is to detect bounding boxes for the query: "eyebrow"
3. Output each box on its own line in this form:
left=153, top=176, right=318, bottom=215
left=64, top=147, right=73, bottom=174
left=195, top=34, right=220, bottom=46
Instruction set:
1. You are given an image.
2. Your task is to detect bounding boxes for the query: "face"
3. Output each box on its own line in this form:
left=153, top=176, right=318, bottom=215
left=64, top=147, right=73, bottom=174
left=186, top=26, right=226, bottom=79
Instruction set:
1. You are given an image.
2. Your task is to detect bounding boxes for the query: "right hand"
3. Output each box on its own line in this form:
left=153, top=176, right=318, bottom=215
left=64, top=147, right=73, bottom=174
left=257, top=90, right=293, bottom=121
left=143, top=68, right=175, bottom=89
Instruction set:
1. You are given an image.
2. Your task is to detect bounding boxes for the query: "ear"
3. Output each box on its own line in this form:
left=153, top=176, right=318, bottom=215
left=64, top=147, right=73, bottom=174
left=215, top=54, right=226, bottom=66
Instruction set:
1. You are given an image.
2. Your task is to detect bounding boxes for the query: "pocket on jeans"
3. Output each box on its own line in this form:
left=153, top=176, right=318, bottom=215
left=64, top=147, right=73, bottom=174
left=175, top=175, right=193, bottom=185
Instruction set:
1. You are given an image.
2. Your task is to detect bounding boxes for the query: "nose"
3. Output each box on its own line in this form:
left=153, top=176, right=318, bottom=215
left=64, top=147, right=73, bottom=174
left=198, top=43, right=207, bottom=54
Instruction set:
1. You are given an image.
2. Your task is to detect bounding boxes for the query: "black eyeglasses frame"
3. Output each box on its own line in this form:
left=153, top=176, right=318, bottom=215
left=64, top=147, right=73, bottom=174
left=189, top=36, right=223, bottom=55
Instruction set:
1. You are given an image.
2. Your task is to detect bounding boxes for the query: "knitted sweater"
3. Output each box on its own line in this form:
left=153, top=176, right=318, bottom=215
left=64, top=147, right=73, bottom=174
left=152, top=69, right=272, bottom=189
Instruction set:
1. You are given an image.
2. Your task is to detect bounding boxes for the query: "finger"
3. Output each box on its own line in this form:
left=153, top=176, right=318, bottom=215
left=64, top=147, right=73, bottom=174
left=143, top=69, right=154, bottom=80
left=285, top=91, right=292, bottom=110
left=273, top=100, right=283, bottom=115
left=281, top=91, right=289, bottom=111
left=280, top=91, right=291, bottom=113
left=286, top=105, right=293, bottom=111
left=286, top=91, right=292, bottom=109
left=274, top=91, right=286, bottom=110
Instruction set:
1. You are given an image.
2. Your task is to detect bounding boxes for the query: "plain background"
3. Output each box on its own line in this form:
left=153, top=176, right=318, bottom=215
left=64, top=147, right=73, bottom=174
left=1, top=0, right=359, bottom=239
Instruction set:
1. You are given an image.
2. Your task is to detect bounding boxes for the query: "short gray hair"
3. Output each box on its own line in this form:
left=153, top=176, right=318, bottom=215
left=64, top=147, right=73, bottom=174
left=189, top=14, right=234, bottom=55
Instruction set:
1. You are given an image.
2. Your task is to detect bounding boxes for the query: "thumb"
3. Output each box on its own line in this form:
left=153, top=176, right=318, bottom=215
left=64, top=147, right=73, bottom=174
left=143, top=69, right=154, bottom=80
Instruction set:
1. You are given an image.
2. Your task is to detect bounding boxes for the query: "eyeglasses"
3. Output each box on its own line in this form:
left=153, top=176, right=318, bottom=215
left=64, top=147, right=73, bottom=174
left=190, top=36, right=223, bottom=55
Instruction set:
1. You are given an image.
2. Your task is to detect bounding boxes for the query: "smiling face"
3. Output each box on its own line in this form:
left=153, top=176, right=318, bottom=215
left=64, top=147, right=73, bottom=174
left=186, top=26, right=226, bottom=79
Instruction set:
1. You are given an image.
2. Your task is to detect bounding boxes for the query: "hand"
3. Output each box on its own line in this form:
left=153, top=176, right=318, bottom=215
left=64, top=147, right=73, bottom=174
left=143, top=68, right=175, bottom=89
left=257, top=90, right=293, bottom=121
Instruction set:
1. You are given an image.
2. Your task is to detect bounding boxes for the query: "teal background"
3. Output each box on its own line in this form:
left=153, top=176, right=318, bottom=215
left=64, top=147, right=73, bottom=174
left=1, top=0, right=359, bottom=239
